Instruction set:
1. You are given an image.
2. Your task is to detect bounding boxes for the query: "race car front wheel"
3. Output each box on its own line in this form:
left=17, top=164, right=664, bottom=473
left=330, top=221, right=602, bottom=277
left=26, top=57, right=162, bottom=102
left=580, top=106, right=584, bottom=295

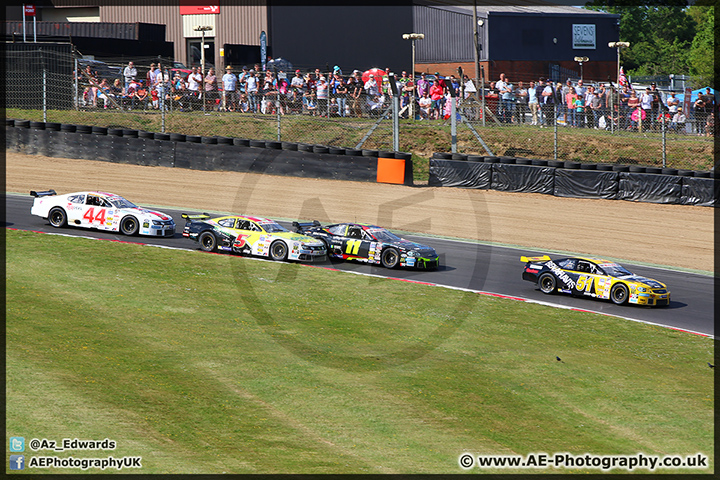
left=48, top=207, right=67, bottom=228
left=538, top=273, right=557, bottom=294
left=610, top=283, right=629, bottom=305
left=270, top=241, right=288, bottom=261
left=120, top=216, right=139, bottom=235
left=199, top=231, right=217, bottom=252
left=381, top=248, right=400, bottom=269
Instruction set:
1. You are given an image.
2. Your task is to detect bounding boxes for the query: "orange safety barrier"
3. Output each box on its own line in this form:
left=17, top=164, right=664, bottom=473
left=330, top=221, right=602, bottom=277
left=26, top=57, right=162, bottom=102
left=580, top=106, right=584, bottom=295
left=376, top=157, right=406, bottom=184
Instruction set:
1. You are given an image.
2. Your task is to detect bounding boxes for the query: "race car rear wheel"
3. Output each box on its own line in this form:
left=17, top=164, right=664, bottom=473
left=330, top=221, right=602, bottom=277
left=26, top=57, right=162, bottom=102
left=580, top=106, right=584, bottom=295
left=381, top=248, right=400, bottom=269
left=48, top=207, right=67, bottom=228
left=538, top=273, right=557, bottom=294
left=199, top=231, right=217, bottom=252
left=120, top=216, right=139, bottom=236
left=270, top=240, right=288, bottom=261
left=610, top=283, right=629, bottom=305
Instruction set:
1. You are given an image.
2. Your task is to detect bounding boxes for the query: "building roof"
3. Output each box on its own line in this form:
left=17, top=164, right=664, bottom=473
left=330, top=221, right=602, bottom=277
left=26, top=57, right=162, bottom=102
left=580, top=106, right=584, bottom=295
left=418, top=1, right=614, bottom=17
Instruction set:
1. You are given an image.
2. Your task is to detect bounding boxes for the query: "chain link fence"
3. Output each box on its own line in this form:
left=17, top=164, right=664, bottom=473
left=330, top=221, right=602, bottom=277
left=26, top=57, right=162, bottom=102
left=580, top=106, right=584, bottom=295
left=6, top=47, right=715, bottom=179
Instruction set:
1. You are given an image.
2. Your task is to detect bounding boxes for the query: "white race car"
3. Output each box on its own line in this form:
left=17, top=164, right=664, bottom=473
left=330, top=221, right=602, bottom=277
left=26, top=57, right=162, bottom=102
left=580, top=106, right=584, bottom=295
left=30, top=190, right=176, bottom=237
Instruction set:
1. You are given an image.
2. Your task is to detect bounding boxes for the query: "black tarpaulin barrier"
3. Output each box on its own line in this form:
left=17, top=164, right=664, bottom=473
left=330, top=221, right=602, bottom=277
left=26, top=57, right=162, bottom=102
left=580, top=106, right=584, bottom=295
left=680, top=177, right=717, bottom=206
left=428, top=159, right=491, bottom=188
left=618, top=172, right=682, bottom=204
left=490, top=163, right=554, bottom=194
left=554, top=169, right=619, bottom=200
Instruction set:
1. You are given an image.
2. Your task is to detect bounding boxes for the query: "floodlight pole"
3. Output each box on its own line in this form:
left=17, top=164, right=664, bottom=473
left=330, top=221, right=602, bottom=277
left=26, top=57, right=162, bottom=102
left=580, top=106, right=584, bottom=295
left=608, top=42, right=630, bottom=135
left=403, top=33, right=424, bottom=120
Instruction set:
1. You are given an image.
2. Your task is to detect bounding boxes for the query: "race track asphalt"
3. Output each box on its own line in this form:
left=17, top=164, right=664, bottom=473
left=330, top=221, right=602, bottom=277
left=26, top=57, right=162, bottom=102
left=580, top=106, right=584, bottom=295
left=7, top=193, right=713, bottom=337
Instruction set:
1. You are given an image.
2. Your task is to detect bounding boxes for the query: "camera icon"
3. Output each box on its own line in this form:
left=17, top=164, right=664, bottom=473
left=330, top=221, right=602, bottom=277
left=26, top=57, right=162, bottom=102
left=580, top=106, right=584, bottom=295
left=9, top=437, right=25, bottom=452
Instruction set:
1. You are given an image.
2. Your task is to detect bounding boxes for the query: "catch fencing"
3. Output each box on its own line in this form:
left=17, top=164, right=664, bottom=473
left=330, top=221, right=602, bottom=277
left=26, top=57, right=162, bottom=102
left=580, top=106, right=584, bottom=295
left=5, top=47, right=715, bottom=174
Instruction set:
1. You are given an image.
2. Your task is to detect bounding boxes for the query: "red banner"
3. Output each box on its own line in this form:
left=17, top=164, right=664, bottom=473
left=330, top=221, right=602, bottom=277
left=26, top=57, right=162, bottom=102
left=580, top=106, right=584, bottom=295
left=179, top=3, right=219, bottom=15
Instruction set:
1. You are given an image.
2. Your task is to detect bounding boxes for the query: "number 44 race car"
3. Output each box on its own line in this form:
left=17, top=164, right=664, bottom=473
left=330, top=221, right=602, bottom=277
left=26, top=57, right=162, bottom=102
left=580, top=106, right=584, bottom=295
left=521, top=255, right=670, bottom=307
left=30, top=190, right=176, bottom=237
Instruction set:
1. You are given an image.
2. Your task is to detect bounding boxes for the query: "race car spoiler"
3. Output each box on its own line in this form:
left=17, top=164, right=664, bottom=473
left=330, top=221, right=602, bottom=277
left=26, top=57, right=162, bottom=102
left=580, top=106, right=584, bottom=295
left=181, top=213, right=211, bottom=220
left=291, top=220, right=322, bottom=233
left=520, top=255, right=551, bottom=263
left=30, top=189, right=57, bottom=197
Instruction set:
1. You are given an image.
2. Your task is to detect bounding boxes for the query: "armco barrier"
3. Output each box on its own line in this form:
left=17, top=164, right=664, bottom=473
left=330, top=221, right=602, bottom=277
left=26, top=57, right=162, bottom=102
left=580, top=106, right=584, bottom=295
left=428, top=156, right=716, bottom=206
left=6, top=120, right=413, bottom=186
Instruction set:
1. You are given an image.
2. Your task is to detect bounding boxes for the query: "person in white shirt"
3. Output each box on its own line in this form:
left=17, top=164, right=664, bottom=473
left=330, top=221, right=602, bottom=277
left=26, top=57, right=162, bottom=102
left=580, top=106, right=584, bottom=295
left=245, top=70, right=259, bottom=113
left=123, top=61, right=136, bottom=91
left=187, top=66, right=202, bottom=109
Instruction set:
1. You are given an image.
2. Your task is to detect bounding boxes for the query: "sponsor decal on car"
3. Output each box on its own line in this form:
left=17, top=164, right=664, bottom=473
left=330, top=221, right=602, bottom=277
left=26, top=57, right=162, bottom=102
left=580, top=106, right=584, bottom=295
left=546, top=261, right=576, bottom=289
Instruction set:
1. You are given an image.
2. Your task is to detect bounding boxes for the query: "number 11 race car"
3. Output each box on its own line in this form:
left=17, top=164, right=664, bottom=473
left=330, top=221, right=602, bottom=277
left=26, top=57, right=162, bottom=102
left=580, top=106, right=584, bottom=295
left=292, top=221, right=439, bottom=269
left=521, top=255, right=670, bottom=306
left=30, top=190, right=176, bottom=237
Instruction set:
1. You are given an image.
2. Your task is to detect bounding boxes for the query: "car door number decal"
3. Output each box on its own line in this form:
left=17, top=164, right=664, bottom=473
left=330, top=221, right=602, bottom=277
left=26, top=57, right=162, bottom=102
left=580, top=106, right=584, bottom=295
left=82, top=207, right=106, bottom=224
left=345, top=239, right=362, bottom=255
left=576, top=275, right=595, bottom=293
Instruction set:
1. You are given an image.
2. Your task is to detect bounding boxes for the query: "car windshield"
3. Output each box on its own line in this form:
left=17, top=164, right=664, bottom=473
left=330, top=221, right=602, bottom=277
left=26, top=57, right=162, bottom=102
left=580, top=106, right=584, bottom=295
left=367, top=228, right=401, bottom=242
left=600, top=263, right=634, bottom=277
left=260, top=221, right=288, bottom=233
left=108, top=196, right=136, bottom=209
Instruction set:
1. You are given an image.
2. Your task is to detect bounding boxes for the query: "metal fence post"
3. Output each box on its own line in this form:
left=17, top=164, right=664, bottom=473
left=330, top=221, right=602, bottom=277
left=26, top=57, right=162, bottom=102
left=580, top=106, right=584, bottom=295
left=662, top=112, right=667, bottom=167
left=43, top=68, right=47, bottom=122
left=393, top=92, right=399, bottom=152
left=451, top=96, right=457, bottom=153
left=276, top=98, right=281, bottom=141
left=554, top=103, right=558, bottom=161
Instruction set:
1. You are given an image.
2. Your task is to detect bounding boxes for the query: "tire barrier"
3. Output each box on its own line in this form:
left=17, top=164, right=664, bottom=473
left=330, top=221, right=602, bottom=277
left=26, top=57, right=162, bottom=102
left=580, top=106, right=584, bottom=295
left=429, top=157, right=715, bottom=206
left=6, top=120, right=413, bottom=185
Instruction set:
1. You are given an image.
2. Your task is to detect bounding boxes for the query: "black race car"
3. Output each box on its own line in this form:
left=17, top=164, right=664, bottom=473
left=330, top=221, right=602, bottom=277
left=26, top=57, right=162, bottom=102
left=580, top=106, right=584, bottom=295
left=292, top=221, right=439, bottom=269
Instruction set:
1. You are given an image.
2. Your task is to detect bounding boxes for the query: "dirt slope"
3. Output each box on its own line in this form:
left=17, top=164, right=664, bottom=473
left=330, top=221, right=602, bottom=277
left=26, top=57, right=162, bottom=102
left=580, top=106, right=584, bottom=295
left=6, top=151, right=713, bottom=272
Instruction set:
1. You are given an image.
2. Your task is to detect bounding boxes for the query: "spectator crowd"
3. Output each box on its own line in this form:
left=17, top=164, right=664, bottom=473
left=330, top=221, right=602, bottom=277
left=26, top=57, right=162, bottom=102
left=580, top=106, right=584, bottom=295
left=75, top=61, right=715, bottom=137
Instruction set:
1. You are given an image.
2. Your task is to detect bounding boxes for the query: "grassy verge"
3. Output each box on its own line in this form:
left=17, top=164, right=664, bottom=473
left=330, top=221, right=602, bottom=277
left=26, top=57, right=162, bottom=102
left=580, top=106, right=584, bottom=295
left=7, top=108, right=715, bottom=180
left=6, top=230, right=713, bottom=474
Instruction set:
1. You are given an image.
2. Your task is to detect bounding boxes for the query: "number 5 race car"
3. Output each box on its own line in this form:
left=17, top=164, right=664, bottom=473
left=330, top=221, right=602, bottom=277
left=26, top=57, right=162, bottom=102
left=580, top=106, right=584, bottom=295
left=181, top=213, right=327, bottom=263
left=521, top=255, right=670, bottom=306
left=30, top=190, right=176, bottom=237
left=292, top=221, right=439, bottom=269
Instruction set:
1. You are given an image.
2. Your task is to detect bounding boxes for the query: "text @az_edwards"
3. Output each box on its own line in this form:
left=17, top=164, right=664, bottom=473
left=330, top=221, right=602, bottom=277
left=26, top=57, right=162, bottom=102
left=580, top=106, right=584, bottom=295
left=458, top=452, right=709, bottom=472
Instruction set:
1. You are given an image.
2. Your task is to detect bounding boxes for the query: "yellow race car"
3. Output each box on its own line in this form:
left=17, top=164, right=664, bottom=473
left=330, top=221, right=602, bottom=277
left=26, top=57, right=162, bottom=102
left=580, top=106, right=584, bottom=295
left=182, top=213, right=327, bottom=263
left=521, top=255, right=670, bottom=306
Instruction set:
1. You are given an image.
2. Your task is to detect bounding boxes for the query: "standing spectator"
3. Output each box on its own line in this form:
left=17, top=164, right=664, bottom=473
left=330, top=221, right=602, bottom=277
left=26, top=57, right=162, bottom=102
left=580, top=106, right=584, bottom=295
left=245, top=69, right=259, bottom=113
left=495, top=73, right=507, bottom=121
left=666, top=91, right=680, bottom=114
left=540, top=78, right=555, bottom=127
left=588, top=87, right=603, bottom=128
left=289, top=69, right=305, bottom=113
left=640, top=87, right=654, bottom=129
left=596, top=83, right=608, bottom=124
left=123, top=61, right=137, bottom=91
left=204, top=68, right=218, bottom=110
left=429, top=80, right=444, bottom=120
left=619, top=85, right=631, bottom=129
left=187, top=66, right=202, bottom=110
left=316, top=75, right=329, bottom=116
left=350, top=72, right=364, bottom=117
left=514, top=81, right=528, bottom=124
left=559, top=79, right=572, bottom=125
left=648, top=82, right=662, bottom=130
left=499, top=77, right=514, bottom=123
left=416, top=73, right=430, bottom=100
left=221, top=65, right=238, bottom=112
left=335, top=75, right=348, bottom=117
left=534, top=78, right=546, bottom=125
left=566, top=86, right=578, bottom=127
left=527, top=80, right=539, bottom=125
left=146, top=63, right=156, bottom=90
left=627, top=90, right=640, bottom=129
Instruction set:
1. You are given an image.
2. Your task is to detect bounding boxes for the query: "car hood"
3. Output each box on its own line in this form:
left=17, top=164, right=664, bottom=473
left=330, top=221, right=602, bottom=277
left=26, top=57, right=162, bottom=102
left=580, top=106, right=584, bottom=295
left=618, top=275, right=666, bottom=289
left=126, top=208, right=174, bottom=222
left=395, top=239, right=437, bottom=256
left=274, top=232, right=325, bottom=245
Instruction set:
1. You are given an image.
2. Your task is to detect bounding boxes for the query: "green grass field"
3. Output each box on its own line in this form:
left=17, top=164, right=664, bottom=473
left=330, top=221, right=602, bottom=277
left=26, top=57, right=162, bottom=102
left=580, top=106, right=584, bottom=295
left=6, top=230, right=713, bottom=474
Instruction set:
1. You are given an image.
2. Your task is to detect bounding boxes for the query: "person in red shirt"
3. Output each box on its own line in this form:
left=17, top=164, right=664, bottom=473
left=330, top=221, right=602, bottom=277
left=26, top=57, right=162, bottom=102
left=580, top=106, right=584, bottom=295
left=429, top=80, right=444, bottom=120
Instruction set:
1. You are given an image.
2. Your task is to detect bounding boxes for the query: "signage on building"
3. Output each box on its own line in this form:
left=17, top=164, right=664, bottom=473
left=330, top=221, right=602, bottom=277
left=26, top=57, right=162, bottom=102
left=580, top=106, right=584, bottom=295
left=572, top=24, right=596, bottom=49
left=179, top=3, right=219, bottom=15
left=24, top=4, right=36, bottom=16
